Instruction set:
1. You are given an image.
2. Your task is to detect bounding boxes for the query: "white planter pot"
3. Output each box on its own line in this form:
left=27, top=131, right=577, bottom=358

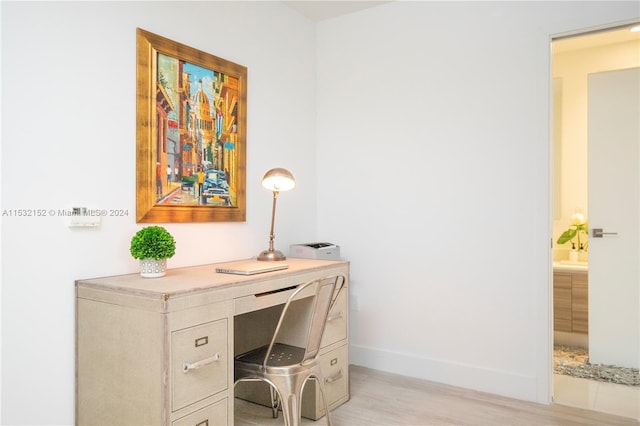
left=139, top=258, right=167, bottom=278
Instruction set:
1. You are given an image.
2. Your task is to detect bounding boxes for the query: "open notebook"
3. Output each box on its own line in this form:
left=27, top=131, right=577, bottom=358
left=215, top=261, right=289, bottom=275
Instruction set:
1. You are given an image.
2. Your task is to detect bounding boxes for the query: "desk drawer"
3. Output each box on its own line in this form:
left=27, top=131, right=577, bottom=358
left=172, top=319, right=228, bottom=411
left=234, top=284, right=315, bottom=316
left=321, top=287, right=347, bottom=348
left=321, top=344, right=349, bottom=408
left=301, top=344, right=349, bottom=420
left=172, top=398, right=227, bottom=426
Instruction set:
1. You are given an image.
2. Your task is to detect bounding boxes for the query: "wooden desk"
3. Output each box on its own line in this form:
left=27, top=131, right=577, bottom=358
left=76, top=258, right=349, bottom=425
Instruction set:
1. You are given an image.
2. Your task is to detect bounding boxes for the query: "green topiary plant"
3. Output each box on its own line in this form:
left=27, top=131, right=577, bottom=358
left=130, top=226, right=176, bottom=260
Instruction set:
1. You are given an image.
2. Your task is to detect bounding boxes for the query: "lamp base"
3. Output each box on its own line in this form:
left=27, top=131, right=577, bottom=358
left=257, top=249, right=287, bottom=261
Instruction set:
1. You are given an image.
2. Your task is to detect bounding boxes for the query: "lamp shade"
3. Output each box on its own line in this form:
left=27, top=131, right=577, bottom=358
left=261, top=168, right=295, bottom=192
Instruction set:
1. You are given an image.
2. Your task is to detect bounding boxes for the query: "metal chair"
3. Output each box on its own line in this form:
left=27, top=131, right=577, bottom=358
left=234, top=274, right=346, bottom=426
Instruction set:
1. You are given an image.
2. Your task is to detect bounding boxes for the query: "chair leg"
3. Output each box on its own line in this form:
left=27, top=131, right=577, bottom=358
left=269, top=385, right=281, bottom=418
left=281, top=393, right=299, bottom=426
left=314, top=375, right=333, bottom=426
left=270, top=374, right=307, bottom=426
left=271, top=373, right=332, bottom=426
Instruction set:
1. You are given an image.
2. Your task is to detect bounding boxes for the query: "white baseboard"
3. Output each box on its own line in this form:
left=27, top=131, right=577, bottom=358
left=349, top=344, right=541, bottom=403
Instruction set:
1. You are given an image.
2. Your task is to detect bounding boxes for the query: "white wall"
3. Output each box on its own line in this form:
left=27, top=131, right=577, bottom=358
left=1, top=2, right=317, bottom=424
left=315, top=0, right=639, bottom=404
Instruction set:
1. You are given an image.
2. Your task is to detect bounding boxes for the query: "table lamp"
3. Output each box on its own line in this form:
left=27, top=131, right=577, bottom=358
left=257, top=168, right=296, bottom=261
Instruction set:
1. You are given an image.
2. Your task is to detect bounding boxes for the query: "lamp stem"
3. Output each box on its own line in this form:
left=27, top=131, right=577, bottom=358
left=267, top=190, right=279, bottom=252
left=258, top=189, right=286, bottom=261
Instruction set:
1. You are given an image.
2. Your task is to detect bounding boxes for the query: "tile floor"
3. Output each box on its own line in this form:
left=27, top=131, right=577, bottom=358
left=553, top=373, right=640, bottom=420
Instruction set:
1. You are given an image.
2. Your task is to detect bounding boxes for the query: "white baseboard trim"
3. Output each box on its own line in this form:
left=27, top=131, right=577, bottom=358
left=350, top=344, right=540, bottom=403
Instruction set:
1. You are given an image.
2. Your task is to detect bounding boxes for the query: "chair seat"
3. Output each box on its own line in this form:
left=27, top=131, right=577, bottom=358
left=236, top=343, right=315, bottom=376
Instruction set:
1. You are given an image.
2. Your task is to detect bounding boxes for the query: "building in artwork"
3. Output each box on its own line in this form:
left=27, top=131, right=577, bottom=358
left=191, top=80, right=214, bottom=171
left=214, top=74, right=239, bottom=194
left=155, top=81, right=174, bottom=198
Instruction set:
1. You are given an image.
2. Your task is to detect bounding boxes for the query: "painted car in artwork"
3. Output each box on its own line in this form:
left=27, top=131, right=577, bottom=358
left=202, top=169, right=230, bottom=204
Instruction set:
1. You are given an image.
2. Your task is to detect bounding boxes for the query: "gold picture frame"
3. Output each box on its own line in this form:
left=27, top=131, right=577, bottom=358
left=136, top=28, right=247, bottom=222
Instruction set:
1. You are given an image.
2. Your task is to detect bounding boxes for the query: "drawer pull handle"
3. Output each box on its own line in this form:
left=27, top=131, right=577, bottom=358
left=325, top=369, right=343, bottom=384
left=327, top=311, right=343, bottom=322
left=255, top=285, right=297, bottom=297
left=183, top=353, right=220, bottom=373
left=196, top=421, right=208, bottom=426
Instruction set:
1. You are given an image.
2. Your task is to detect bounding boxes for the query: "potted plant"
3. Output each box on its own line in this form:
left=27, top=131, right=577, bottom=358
left=130, top=226, right=176, bottom=278
left=557, top=212, right=588, bottom=262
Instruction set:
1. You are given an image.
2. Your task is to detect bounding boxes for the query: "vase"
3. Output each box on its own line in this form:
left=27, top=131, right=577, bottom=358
left=140, top=258, right=167, bottom=278
left=578, top=250, right=588, bottom=263
left=569, top=250, right=578, bottom=263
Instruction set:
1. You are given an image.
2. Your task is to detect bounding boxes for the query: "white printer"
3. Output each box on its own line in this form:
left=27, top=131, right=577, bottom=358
left=289, top=242, right=341, bottom=260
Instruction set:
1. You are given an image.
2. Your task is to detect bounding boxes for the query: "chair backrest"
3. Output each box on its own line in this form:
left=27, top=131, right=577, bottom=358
left=263, top=274, right=346, bottom=367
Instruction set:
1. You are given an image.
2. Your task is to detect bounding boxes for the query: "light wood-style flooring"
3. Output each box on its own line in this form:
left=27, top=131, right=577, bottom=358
left=236, top=365, right=639, bottom=425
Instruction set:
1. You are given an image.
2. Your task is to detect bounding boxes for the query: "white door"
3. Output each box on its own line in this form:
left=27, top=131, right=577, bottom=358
left=588, top=67, right=639, bottom=369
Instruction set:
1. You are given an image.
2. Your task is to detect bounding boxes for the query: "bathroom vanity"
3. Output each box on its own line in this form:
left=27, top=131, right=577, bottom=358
left=553, top=263, right=588, bottom=334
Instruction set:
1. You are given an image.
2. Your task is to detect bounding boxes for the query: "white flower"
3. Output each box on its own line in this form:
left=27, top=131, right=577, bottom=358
left=571, top=213, right=585, bottom=226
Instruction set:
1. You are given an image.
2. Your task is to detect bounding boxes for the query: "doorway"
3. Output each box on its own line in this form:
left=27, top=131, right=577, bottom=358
left=550, top=23, right=640, bottom=418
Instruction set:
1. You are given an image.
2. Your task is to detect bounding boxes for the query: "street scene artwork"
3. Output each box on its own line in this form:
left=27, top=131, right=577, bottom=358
left=136, top=29, right=246, bottom=222
left=155, top=53, right=239, bottom=207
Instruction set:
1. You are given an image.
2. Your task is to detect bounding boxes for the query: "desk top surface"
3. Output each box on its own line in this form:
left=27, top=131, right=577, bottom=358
left=76, top=258, right=349, bottom=298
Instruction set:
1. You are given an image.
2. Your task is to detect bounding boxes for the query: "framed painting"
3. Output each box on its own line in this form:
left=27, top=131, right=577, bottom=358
left=136, top=28, right=247, bottom=222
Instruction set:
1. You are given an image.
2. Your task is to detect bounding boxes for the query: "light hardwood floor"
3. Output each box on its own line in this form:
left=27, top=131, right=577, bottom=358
left=236, top=365, right=639, bottom=425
